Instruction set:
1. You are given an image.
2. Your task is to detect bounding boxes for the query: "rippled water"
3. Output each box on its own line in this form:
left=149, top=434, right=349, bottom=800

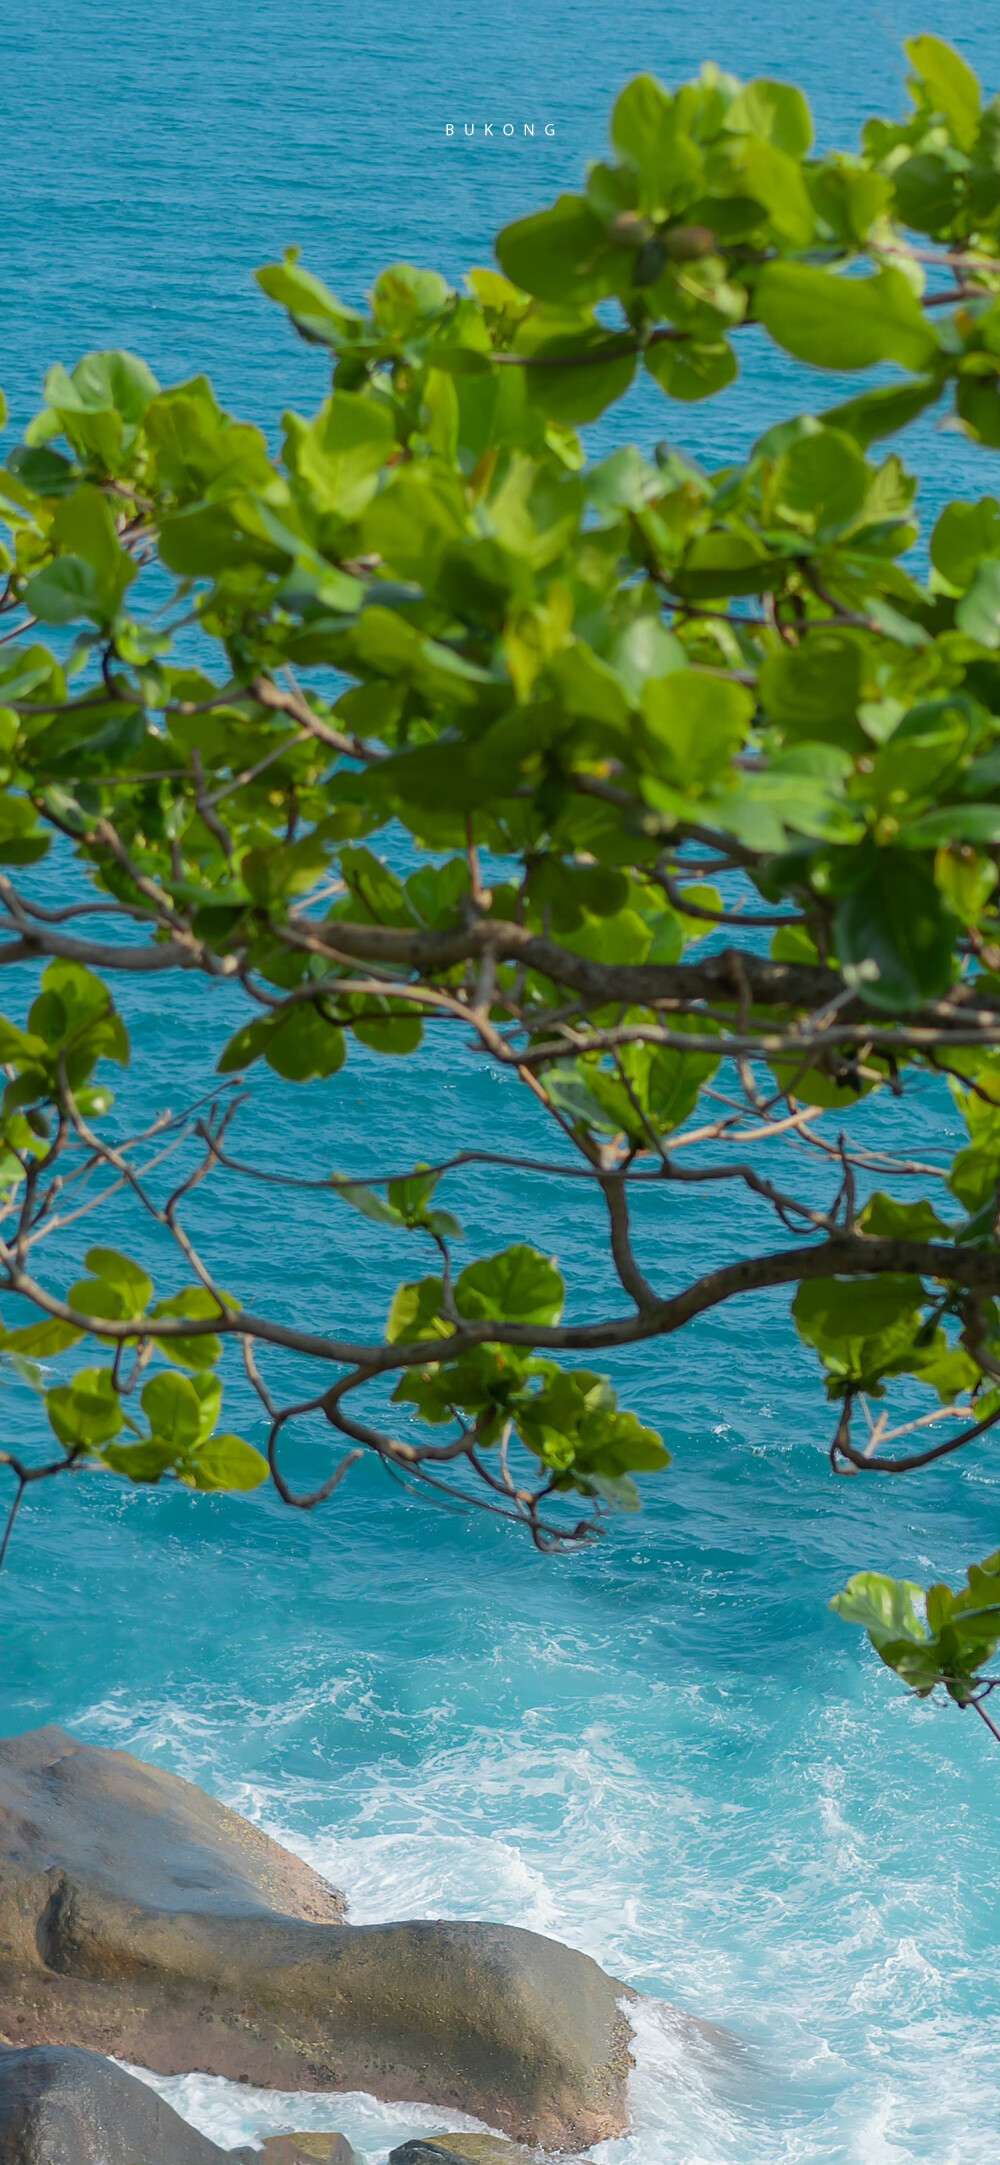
left=2, top=3, right=1000, bottom=2159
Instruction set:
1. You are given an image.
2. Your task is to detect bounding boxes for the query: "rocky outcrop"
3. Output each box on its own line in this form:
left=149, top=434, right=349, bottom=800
left=0, top=1728, right=632, bottom=2151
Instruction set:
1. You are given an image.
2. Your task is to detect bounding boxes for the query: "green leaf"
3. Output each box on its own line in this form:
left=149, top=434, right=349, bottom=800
left=265, top=1006, right=346, bottom=1083
left=100, top=1439, right=181, bottom=1484
left=957, top=376, right=1000, bottom=450
left=141, top=1369, right=204, bottom=1451
left=387, top=1165, right=442, bottom=1221
left=186, top=1434, right=269, bottom=1491
left=5, top=446, right=73, bottom=497
left=759, top=630, right=863, bottom=745
left=725, top=78, right=814, bottom=156
left=218, top=1005, right=346, bottom=1083
left=24, top=557, right=102, bottom=626
left=456, top=1245, right=565, bottom=1326
left=351, top=1008, right=423, bottom=1056
left=339, top=845, right=412, bottom=925
left=372, top=260, right=451, bottom=334
left=589, top=1472, right=642, bottom=1511
left=496, top=197, right=620, bottom=308
left=3, top=1316, right=84, bottom=1357
left=516, top=323, right=637, bottom=426
left=640, top=672, right=753, bottom=789
left=44, top=350, right=159, bottom=423
left=386, top=1275, right=448, bottom=1344
left=256, top=254, right=365, bottom=346
left=609, top=615, right=686, bottom=698
left=820, top=378, right=942, bottom=448
left=956, top=559, right=1000, bottom=648
left=511, top=1363, right=669, bottom=1482
left=753, top=264, right=938, bottom=373
left=0, top=1018, right=51, bottom=1065
left=831, top=1570, right=927, bottom=1647
left=336, top=1177, right=403, bottom=1227
left=31, top=961, right=123, bottom=1043
left=151, top=1286, right=226, bottom=1371
left=896, top=153, right=968, bottom=237
left=741, top=139, right=816, bottom=247
left=66, top=1278, right=130, bottom=1327
left=794, top=1274, right=926, bottom=1390
left=645, top=1028, right=722, bottom=1129
left=562, top=906, right=651, bottom=966
left=906, top=34, right=980, bottom=151
left=84, top=1246, right=153, bottom=1314
left=49, top=485, right=138, bottom=613
left=360, top=474, right=470, bottom=584
left=859, top=1193, right=951, bottom=1242
left=644, top=339, right=737, bottom=402
left=426, top=1208, right=464, bottom=1241
left=835, top=851, right=955, bottom=1011
left=610, top=76, right=704, bottom=208
left=773, top=427, right=868, bottom=539
left=46, top=1367, right=124, bottom=1450
left=933, top=843, right=998, bottom=921
left=611, top=74, right=674, bottom=175
left=931, top=499, right=1000, bottom=590
left=283, top=391, right=395, bottom=518
left=216, top=1018, right=271, bottom=1074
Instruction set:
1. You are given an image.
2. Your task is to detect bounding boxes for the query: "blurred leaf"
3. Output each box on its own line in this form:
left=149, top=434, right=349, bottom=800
left=754, top=264, right=938, bottom=372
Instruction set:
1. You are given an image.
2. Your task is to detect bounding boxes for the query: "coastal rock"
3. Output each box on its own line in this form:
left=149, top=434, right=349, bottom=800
left=0, top=2044, right=257, bottom=2165
left=0, top=2044, right=363, bottom=2165
left=0, top=1728, right=632, bottom=2151
left=389, top=2139, right=544, bottom=2164
left=257, top=2140, right=360, bottom=2164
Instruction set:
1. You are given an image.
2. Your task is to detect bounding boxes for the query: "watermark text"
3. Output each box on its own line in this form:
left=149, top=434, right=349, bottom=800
left=445, top=122, right=556, bottom=137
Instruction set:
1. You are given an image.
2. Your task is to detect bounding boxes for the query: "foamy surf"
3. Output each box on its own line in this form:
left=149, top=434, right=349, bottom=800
left=123, top=2064, right=499, bottom=2163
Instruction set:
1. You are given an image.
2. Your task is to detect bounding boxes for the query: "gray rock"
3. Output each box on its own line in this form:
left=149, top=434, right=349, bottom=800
left=388, top=2146, right=472, bottom=2165
left=0, top=1723, right=347, bottom=1926
left=0, top=2043, right=254, bottom=2164
left=0, top=1729, right=632, bottom=2151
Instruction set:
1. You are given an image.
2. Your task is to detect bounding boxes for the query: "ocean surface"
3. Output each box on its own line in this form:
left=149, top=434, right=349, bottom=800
left=2, top=4, right=1000, bottom=2160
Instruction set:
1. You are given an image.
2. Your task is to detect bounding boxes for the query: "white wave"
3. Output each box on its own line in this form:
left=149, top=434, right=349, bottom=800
left=124, top=2063, right=498, bottom=2163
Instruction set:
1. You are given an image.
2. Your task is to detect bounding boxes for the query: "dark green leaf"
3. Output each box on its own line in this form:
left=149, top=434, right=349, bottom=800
left=835, top=851, right=955, bottom=1010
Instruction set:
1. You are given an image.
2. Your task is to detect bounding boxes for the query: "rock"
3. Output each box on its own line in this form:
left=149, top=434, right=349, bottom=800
left=389, top=2140, right=544, bottom=2164
left=0, top=1724, right=347, bottom=1926
left=258, top=2142, right=359, bottom=2165
left=0, top=2044, right=363, bottom=2165
left=0, top=1728, right=632, bottom=2151
left=0, top=2043, right=255, bottom=2164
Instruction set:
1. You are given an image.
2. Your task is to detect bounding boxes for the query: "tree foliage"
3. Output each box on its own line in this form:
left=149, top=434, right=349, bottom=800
left=3, top=36, right=1000, bottom=1734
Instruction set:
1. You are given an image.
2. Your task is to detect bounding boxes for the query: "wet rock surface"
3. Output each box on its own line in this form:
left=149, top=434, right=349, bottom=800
left=388, top=2138, right=547, bottom=2163
left=0, top=1728, right=632, bottom=2150
left=0, top=2045, right=257, bottom=2165
left=0, top=2046, right=364, bottom=2164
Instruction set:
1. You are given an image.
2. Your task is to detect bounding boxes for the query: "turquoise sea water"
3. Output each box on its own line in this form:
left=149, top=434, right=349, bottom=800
left=3, top=5, right=1000, bottom=2159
